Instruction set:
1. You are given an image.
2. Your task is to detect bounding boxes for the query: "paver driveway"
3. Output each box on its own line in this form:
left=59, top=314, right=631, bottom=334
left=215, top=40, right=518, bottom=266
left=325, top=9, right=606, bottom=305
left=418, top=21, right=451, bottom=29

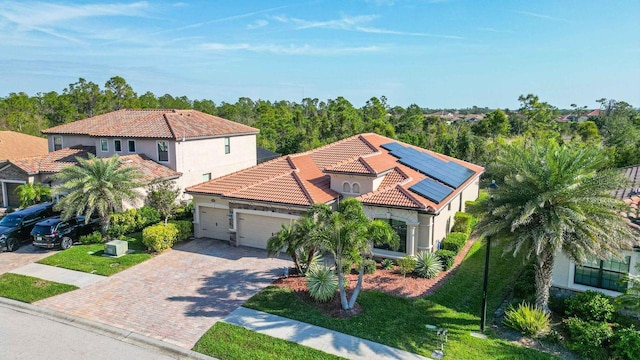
left=36, top=239, right=291, bottom=348
left=0, top=245, right=53, bottom=274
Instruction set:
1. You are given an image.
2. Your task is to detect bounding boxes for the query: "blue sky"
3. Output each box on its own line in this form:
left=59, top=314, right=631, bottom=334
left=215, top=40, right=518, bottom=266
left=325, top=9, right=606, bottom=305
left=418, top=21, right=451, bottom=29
left=0, top=0, right=638, bottom=109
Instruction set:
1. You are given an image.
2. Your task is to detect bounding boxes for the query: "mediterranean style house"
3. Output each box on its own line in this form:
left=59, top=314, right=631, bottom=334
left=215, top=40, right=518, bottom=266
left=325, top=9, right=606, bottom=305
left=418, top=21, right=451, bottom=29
left=0, top=109, right=259, bottom=207
left=551, top=164, right=640, bottom=297
left=0, top=131, right=49, bottom=206
left=186, top=133, right=484, bottom=257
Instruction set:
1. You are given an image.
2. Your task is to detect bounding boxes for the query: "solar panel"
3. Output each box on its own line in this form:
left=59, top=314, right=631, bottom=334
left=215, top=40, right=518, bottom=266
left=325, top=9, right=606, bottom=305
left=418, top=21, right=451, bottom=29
left=381, top=142, right=407, bottom=153
left=409, top=178, right=453, bottom=203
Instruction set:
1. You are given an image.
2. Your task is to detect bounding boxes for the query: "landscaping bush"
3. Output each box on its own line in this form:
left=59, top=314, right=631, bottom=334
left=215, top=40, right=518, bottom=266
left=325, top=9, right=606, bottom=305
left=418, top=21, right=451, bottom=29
left=142, top=223, right=178, bottom=253
left=397, top=255, right=416, bottom=277
left=564, top=290, right=615, bottom=322
left=564, top=317, right=613, bottom=360
left=339, top=258, right=353, bottom=274
left=441, top=232, right=467, bottom=253
left=512, top=262, right=536, bottom=303
left=451, top=212, right=473, bottom=235
left=168, top=219, right=193, bottom=241
left=611, top=326, right=640, bottom=360
left=503, top=302, right=550, bottom=337
left=435, top=249, right=456, bottom=270
left=306, top=265, right=337, bottom=302
left=465, top=190, right=489, bottom=217
left=357, top=258, right=377, bottom=275
left=381, top=258, right=394, bottom=270
left=137, top=206, right=161, bottom=228
left=297, top=248, right=322, bottom=274
left=108, top=207, right=161, bottom=238
left=414, top=251, right=442, bottom=279
left=172, top=201, right=194, bottom=220
left=79, top=231, right=103, bottom=244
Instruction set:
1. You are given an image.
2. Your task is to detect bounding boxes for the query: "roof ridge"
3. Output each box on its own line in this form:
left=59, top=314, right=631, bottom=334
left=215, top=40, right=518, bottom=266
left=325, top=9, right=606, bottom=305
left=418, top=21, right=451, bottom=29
left=396, top=185, right=427, bottom=208
left=394, top=166, right=412, bottom=185
left=358, top=134, right=382, bottom=153
left=358, top=156, right=378, bottom=175
left=324, top=155, right=361, bottom=171
left=290, top=171, right=314, bottom=205
left=294, top=133, right=363, bottom=157
left=163, top=113, right=177, bottom=139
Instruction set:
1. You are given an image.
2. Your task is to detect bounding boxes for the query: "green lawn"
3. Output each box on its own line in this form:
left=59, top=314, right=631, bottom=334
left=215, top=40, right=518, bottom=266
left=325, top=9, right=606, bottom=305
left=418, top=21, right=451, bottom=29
left=37, top=232, right=152, bottom=276
left=244, top=239, right=559, bottom=359
left=193, top=322, right=345, bottom=360
left=0, top=273, right=78, bottom=303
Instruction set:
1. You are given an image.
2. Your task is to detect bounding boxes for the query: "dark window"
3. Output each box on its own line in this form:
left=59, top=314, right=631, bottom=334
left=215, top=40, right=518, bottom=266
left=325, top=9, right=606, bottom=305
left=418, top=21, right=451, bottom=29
left=114, top=140, right=122, bottom=152
left=224, top=137, right=230, bottom=154
left=53, top=136, right=63, bottom=151
left=101, top=139, right=108, bottom=152
left=374, top=218, right=407, bottom=253
left=128, top=140, right=136, bottom=152
left=157, top=141, right=169, bottom=162
left=574, top=257, right=630, bottom=292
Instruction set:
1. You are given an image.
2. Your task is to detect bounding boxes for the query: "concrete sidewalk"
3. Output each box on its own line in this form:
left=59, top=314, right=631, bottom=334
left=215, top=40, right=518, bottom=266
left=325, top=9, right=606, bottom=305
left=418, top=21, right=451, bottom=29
left=9, top=263, right=106, bottom=287
left=223, top=307, right=432, bottom=360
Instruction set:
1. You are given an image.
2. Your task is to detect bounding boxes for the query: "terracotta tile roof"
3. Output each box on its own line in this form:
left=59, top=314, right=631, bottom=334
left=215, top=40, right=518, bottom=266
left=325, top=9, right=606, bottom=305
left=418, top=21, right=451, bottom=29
left=187, top=133, right=484, bottom=211
left=0, top=131, right=48, bottom=162
left=41, top=109, right=258, bottom=139
left=118, top=154, right=181, bottom=183
left=614, top=165, right=640, bottom=200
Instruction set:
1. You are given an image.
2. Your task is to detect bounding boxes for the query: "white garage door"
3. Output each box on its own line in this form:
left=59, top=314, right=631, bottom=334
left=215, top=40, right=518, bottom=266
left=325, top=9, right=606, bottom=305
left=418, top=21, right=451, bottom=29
left=237, top=213, right=296, bottom=249
left=199, top=206, right=230, bottom=240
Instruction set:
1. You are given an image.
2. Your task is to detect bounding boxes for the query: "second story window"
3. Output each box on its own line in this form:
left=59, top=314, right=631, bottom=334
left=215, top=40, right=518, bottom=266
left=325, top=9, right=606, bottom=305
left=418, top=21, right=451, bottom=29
left=342, top=182, right=351, bottom=193
left=101, top=139, right=108, bottom=152
left=128, top=140, right=136, bottom=153
left=114, top=139, right=122, bottom=152
left=352, top=183, right=360, bottom=194
left=224, top=137, right=230, bottom=154
left=202, top=173, right=212, bottom=181
left=53, top=136, right=63, bottom=151
left=157, top=141, right=169, bottom=162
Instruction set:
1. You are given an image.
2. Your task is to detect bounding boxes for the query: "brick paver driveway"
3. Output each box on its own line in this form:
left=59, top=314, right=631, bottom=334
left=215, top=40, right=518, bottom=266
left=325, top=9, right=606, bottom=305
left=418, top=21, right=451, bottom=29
left=36, top=239, right=291, bottom=348
left=0, top=245, right=53, bottom=274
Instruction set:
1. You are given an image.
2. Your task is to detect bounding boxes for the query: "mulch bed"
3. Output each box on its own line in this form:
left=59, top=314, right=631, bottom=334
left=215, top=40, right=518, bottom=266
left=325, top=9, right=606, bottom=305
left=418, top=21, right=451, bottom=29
left=272, top=237, right=479, bottom=317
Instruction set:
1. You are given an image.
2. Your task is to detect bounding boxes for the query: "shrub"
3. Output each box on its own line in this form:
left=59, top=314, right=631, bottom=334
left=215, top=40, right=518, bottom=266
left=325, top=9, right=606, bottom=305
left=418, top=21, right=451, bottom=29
left=339, top=258, right=353, bottom=274
left=465, top=190, right=489, bottom=217
left=357, top=258, right=377, bottom=275
left=441, top=232, right=467, bottom=253
left=172, top=201, right=194, bottom=220
left=503, top=302, right=550, bottom=337
left=512, top=262, right=536, bottom=303
left=306, top=265, right=337, bottom=302
left=564, top=317, right=613, bottom=360
left=381, top=258, right=395, bottom=270
left=451, top=212, right=473, bottom=235
left=435, top=249, right=456, bottom=270
left=414, top=251, right=442, bottom=279
left=564, top=290, right=615, bottom=322
left=168, top=220, right=193, bottom=241
left=108, top=209, right=138, bottom=238
left=137, top=206, right=160, bottom=228
left=79, top=231, right=103, bottom=244
left=297, top=248, right=322, bottom=274
left=142, top=223, right=178, bottom=253
left=397, top=255, right=416, bottom=277
left=611, top=326, right=640, bottom=360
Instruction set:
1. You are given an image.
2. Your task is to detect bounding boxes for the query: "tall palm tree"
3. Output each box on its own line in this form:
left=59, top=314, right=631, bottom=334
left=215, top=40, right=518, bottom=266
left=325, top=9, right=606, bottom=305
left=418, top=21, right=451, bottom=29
left=15, top=182, right=52, bottom=207
left=54, top=154, right=143, bottom=236
left=481, top=139, right=635, bottom=312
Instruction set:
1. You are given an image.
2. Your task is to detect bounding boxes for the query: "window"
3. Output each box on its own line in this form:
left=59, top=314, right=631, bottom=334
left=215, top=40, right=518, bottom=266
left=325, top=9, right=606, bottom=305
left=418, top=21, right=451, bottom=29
left=157, top=141, right=169, bottom=162
left=100, top=139, right=108, bottom=152
left=53, top=136, right=63, bottom=151
left=374, top=218, right=407, bottom=253
left=448, top=202, right=451, bottom=211
left=114, top=139, right=122, bottom=152
left=224, top=137, right=230, bottom=154
left=202, top=173, right=212, bottom=181
left=352, top=183, right=360, bottom=194
left=342, top=182, right=351, bottom=193
left=128, top=140, right=136, bottom=153
left=574, top=257, right=630, bottom=292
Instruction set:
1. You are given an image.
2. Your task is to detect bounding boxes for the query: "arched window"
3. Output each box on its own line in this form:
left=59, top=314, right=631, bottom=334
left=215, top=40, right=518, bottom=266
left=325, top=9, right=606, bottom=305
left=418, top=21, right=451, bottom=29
left=342, top=182, right=351, bottom=193
left=352, top=183, right=360, bottom=194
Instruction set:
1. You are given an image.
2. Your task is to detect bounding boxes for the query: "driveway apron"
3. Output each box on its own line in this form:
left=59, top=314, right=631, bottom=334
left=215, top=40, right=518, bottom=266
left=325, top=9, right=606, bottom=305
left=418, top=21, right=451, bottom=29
left=0, top=246, right=53, bottom=274
left=36, top=239, right=291, bottom=348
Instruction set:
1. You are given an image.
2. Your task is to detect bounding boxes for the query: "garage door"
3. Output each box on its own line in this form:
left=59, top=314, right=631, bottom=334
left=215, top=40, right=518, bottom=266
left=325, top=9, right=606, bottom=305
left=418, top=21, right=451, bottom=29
left=199, top=206, right=230, bottom=240
left=237, top=213, right=296, bottom=249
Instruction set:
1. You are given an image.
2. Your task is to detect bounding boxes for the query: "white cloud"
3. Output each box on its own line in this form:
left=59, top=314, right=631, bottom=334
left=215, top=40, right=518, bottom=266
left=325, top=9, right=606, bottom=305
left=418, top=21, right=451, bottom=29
left=200, top=42, right=382, bottom=55
left=247, top=19, right=269, bottom=29
left=514, top=10, right=573, bottom=23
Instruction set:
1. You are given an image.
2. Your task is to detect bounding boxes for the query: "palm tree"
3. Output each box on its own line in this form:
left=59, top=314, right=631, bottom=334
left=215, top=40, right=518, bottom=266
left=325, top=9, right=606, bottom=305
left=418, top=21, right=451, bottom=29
left=480, top=139, right=635, bottom=312
left=312, top=198, right=398, bottom=311
left=15, top=182, right=52, bottom=207
left=54, top=154, right=143, bottom=236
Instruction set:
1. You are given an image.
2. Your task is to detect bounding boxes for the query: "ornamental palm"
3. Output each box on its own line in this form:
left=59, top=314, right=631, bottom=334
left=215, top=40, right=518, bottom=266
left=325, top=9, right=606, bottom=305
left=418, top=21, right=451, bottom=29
left=15, top=182, right=52, bottom=207
left=53, top=154, right=143, bottom=236
left=480, top=139, right=635, bottom=312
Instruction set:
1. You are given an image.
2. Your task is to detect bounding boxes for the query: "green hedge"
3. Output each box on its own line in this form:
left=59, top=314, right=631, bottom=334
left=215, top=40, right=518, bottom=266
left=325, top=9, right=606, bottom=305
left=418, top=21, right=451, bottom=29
left=452, top=212, right=473, bottom=235
left=168, top=220, right=193, bottom=241
left=435, top=249, right=456, bottom=270
left=441, top=232, right=468, bottom=253
left=108, top=206, right=160, bottom=238
left=142, top=223, right=178, bottom=253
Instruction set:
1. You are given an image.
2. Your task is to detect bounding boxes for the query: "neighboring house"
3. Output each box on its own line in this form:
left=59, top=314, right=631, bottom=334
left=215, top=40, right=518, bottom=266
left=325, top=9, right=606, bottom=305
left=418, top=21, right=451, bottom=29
left=551, top=164, right=640, bottom=297
left=186, top=133, right=484, bottom=257
left=39, top=109, right=259, bottom=194
left=257, top=147, right=281, bottom=164
left=0, top=131, right=49, bottom=205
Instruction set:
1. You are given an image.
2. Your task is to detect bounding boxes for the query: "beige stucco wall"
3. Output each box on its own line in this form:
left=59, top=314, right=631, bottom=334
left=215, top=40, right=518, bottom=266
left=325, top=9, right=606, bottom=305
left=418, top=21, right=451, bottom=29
left=330, top=174, right=377, bottom=197
left=47, top=134, right=93, bottom=151
left=551, top=249, right=640, bottom=297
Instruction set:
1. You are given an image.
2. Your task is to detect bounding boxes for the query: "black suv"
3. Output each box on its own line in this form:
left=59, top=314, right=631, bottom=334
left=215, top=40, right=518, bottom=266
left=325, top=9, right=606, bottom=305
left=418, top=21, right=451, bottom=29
left=31, top=215, right=101, bottom=250
left=0, top=202, right=57, bottom=252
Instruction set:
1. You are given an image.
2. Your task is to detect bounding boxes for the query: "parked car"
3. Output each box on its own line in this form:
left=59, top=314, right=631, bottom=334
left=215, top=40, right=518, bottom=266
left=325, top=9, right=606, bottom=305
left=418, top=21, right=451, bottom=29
left=31, top=215, right=101, bottom=250
left=0, top=202, right=57, bottom=252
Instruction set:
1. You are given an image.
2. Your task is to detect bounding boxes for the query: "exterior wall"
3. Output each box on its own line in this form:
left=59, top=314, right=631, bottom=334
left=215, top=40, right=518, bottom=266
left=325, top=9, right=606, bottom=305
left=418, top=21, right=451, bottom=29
left=175, top=135, right=256, bottom=191
left=0, top=164, right=29, bottom=207
left=47, top=134, right=93, bottom=151
left=329, top=174, right=376, bottom=197
left=458, top=177, right=481, bottom=212
left=432, top=194, right=460, bottom=248
left=551, top=249, right=640, bottom=297
left=92, top=137, right=176, bottom=170
left=227, top=201, right=306, bottom=246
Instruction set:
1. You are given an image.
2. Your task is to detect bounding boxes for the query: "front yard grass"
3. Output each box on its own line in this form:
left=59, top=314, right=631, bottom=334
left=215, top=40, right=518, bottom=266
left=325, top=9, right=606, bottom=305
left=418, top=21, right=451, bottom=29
left=37, top=232, right=152, bottom=276
left=193, top=322, right=345, bottom=360
left=244, top=239, right=559, bottom=359
left=0, top=273, right=78, bottom=303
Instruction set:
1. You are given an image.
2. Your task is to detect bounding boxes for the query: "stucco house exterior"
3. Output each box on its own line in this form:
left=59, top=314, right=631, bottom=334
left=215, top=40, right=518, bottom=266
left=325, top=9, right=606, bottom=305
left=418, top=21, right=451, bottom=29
left=186, top=133, right=484, bottom=257
left=0, top=131, right=49, bottom=207
left=551, top=164, right=640, bottom=297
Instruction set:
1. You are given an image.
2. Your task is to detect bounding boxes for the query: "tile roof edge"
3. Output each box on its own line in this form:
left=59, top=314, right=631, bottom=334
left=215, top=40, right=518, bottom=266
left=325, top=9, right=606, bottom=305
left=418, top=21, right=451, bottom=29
left=290, top=171, right=315, bottom=205
left=396, top=185, right=428, bottom=209
left=163, top=113, right=178, bottom=139
left=358, top=133, right=383, bottom=153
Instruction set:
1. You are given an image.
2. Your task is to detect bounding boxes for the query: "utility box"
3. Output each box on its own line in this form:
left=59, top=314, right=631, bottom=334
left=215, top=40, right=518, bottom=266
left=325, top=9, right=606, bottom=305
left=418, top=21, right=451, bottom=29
left=104, top=240, right=128, bottom=257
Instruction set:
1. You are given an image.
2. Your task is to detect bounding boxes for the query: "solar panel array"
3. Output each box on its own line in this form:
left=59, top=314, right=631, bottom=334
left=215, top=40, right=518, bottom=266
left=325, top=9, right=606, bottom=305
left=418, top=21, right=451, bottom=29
left=381, top=142, right=476, bottom=203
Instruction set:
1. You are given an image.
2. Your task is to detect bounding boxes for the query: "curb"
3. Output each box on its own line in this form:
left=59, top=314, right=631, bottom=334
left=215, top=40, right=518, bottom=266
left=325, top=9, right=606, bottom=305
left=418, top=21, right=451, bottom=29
left=0, top=297, right=216, bottom=360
